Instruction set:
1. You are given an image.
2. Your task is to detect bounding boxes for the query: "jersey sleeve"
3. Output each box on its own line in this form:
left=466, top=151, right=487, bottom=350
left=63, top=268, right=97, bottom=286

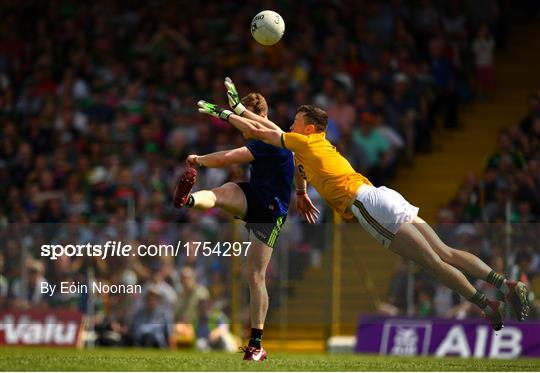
left=281, top=132, right=309, bottom=152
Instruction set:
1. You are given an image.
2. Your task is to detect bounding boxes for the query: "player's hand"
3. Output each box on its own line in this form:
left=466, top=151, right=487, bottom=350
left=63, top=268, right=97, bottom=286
left=197, top=100, right=233, bottom=121
left=224, top=77, right=246, bottom=116
left=186, top=155, right=200, bottom=167
left=296, top=193, right=320, bottom=224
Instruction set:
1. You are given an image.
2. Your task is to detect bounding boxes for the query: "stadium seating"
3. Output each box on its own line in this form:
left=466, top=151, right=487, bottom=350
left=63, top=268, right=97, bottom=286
left=391, top=22, right=540, bottom=221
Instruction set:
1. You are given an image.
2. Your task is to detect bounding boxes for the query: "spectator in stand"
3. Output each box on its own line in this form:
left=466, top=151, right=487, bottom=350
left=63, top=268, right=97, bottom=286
left=413, top=0, right=440, bottom=56
left=386, top=73, right=419, bottom=164
left=372, top=109, right=404, bottom=178
left=486, top=129, right=527, bottom=171
left=327, top=85, right=356, bottom=136
left=415, top=285, right=435, bottom=316
left=8, top=259, right=48, bottom=310
left=472, top=24, right=496, bottom=100
left=95, top=293, right=132, bottom=347
left=130, top=285, right=174, bottom=348
left=511, top=251, right=533, bottom=285
left=433, top=278, right=462, bottom=318
left=352, top=112, right=391, bottom=185
left=336, top=137, right=370, bottom=176
left=519, top=93, right=540, bottom=135
left=193, top=299, right=238, bottom=352
left=377, top=258, right=408, bottom=316
left=139, top=262, right=178, bottom=310
left=0, top=254, right=8, bottom=309
left=174, top=266, right=210, bottom=343
left=429, top=36, right=459, bottom=129
left=442, top=1, right=468, bottom=44
left=313, top=76, right=337, bottom=110
left=450, top=171, right=483, bottom=222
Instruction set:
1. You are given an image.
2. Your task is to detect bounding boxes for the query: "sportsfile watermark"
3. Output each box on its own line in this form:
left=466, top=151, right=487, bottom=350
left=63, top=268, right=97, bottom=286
left=3, top=222, right=539, bottom=321
left=40, top=241, right=251, bottom=260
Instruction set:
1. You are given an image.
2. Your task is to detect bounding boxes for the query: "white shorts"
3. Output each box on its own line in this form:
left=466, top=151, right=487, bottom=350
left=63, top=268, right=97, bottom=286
left=351, top=185, right=419, bottom=248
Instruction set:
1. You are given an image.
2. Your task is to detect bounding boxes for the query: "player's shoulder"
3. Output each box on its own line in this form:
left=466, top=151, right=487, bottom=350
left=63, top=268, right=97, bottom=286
left=248, top=139, right=292, bottom=156
left=287, top=131, right=324, bottom=142
left=282, top=131, right=311, bottom=147
left=248, top=139, right=273, bottom=150
left=283, top=132, right=308, bottom=140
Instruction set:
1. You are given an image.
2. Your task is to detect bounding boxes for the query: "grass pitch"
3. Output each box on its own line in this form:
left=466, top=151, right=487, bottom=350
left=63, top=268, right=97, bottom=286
left=1, top=346, right=538, bottom=371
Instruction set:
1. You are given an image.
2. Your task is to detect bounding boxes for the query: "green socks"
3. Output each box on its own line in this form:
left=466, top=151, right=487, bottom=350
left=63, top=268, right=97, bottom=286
left=469, top=290, right=488, bottom=309
left=486, top=270, right=509, bottom=293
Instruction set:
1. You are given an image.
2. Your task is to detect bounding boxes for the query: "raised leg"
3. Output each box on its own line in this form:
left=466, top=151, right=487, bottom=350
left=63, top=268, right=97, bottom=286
left=191, top=182, right=247, bottom=218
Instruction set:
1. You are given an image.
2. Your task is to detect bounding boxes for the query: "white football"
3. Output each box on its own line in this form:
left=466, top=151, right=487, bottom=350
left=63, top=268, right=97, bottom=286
left=251, top=10, right=285, bottom=46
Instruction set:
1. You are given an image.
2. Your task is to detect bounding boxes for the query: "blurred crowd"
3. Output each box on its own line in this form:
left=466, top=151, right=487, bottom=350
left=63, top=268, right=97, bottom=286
left=0, top=0, right=517, bottom=225
left=1, top=0, right=540, bottom=346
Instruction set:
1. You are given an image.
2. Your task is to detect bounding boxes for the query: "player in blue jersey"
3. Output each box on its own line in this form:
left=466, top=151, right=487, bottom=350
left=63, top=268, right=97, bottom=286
left=174, top=86, right=316, bottom=360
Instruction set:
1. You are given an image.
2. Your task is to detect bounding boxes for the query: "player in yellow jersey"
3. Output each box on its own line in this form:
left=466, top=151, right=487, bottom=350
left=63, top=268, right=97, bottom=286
left=196, top=78, right=531, bottom=331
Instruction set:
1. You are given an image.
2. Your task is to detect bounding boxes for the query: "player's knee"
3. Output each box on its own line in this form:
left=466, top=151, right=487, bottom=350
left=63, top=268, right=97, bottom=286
left=442, top=246, right=457, bottom=262
left=211, top=186, right=232, bottom=206
left=213, top=183, right=238, bottom=203
left=245, top=269, right=265, bottom=286
left=211, top=186, right=227, bottom=200
left=425, top=254, right=445, bottom=272
left=435, top=244, right=455, bottom=263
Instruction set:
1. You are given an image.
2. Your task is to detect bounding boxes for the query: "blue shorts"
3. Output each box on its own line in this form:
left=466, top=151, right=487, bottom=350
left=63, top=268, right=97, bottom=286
left=236, top=182, right=286, bottom=248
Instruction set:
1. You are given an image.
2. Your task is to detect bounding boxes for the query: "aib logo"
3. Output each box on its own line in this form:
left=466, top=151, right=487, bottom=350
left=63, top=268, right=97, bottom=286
left=391, top=327, right=419, bottom=355
left=380, top=320, right=432, bottom=356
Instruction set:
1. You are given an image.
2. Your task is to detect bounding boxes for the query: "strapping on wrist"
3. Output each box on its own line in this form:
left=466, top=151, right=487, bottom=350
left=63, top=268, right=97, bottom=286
left=296, top=189, right=306, bottom=196
left=233, top=103, right=246, bottom=116
left=220, top=110, right=233, bottom=121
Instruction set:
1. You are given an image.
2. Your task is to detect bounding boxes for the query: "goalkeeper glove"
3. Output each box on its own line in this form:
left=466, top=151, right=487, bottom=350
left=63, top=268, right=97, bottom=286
left=197, top=100, right=233, bottom=121
left=224, top=77, right=246, bottom=116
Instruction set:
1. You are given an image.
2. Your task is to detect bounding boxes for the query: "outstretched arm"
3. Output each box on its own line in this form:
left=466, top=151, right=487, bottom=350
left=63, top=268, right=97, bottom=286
left=186, top=146, right=254, bottom=168
left=243, top=108, right=282, bottom=131
left=228, top=115, right=283, bottom=147
left=197, top=100, right=283, bottom=147
left=224, top=77, right=283, bottom=131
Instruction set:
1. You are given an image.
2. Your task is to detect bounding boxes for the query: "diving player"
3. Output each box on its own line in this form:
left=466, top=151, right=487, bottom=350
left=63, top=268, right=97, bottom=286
left=196, top=87, right=530, bottom=332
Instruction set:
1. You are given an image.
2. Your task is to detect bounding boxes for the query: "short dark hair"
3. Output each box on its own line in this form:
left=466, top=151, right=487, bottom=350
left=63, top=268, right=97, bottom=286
left=297, top=105, right=328, bottom=132
left=241, top=92, right=268, bottom=116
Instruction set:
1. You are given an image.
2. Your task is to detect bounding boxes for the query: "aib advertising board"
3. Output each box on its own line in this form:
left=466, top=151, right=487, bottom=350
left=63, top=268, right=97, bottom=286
left=356, top=315, right=540, bottom=358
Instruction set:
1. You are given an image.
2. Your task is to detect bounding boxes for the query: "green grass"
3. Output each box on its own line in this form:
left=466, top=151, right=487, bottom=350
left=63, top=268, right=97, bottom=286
left=0, top=347, right=538, bottom=371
